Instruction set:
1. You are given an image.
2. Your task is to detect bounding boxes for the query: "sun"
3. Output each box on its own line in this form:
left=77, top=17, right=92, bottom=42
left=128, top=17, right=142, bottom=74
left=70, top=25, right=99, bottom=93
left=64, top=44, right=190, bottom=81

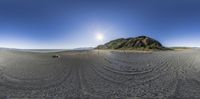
left=96, top=33, right=104, bottom=41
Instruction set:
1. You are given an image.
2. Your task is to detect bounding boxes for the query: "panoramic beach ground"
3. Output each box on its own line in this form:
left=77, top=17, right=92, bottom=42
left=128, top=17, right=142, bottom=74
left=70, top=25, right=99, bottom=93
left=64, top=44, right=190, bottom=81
left=0, top=48, right=199, bottom=99
left=1, top=0, right=200, bottom=99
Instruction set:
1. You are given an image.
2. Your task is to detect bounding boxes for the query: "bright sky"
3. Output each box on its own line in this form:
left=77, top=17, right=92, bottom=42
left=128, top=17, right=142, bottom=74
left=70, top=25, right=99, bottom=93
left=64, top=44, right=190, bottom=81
left=0, top=0, right=200, bottom=49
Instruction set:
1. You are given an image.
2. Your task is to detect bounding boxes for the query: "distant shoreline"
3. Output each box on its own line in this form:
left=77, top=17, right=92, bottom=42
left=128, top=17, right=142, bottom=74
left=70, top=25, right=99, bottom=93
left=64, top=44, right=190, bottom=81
left=0, top=47, right=196, bottom=53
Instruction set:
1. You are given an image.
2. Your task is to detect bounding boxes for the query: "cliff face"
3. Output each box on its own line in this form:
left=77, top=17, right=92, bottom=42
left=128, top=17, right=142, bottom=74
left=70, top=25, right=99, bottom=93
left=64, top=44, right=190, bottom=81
left=96, top=36, right=166, bottom=50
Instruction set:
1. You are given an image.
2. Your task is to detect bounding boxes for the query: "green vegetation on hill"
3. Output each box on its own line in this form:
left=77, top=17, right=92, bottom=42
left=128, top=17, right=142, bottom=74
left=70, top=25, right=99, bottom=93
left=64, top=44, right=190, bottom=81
left=96, top=36, right=168, bottom=50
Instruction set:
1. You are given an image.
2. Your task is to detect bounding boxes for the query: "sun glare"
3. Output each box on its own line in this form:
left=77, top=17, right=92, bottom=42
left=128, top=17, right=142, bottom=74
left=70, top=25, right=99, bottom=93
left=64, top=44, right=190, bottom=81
left=96, top=33, right=104, bottom=41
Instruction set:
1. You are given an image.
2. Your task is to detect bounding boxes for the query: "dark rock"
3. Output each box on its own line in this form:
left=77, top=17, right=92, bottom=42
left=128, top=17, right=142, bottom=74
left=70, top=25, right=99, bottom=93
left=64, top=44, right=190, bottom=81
left=52, top=55, right=60, bottom=58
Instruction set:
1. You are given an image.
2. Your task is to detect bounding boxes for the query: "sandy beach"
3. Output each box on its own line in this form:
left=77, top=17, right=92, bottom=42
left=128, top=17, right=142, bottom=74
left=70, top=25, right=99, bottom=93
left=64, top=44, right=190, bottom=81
left=0, top=49, right=200, bottom=99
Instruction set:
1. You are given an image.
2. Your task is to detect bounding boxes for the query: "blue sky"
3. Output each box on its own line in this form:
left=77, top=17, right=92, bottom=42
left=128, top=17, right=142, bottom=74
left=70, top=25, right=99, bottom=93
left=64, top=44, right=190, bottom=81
left=0, top=0, right=200, bottom=49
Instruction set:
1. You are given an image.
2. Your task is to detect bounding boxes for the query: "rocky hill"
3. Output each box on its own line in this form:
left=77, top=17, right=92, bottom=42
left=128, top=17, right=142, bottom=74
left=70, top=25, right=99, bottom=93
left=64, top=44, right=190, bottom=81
left=96, top=36, right=167, bottom=50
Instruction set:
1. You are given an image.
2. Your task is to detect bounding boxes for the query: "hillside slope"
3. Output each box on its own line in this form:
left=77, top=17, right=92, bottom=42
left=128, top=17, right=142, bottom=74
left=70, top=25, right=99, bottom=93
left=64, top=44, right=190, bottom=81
left=96, top=36, right=167, bottom=50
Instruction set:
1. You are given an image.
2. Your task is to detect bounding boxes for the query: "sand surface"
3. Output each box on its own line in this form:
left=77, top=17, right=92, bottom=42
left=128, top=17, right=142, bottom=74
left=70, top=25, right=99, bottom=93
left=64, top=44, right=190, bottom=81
left=0, top=49, right=200, bottom=99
